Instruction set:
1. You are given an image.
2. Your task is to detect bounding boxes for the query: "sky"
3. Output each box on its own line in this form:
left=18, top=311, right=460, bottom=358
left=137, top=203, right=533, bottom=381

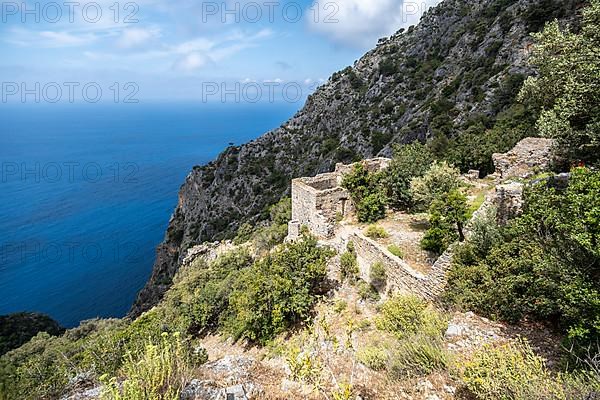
left=0, top=0, right=441, bottom=102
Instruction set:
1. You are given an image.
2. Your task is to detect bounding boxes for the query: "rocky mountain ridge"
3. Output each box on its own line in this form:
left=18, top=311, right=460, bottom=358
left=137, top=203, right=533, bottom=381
left=129, top=0, right=583, bottom=317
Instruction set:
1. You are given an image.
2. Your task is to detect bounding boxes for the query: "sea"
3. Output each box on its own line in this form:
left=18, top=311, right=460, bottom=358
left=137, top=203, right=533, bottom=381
left=0, top=101, right=299, bottom=327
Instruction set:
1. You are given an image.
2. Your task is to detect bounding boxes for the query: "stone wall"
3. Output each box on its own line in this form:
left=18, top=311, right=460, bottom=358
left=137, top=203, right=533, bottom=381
left=334, top=157, right=391, bottom=176
left=494, top=182, right=525, bottom=225
left=492, top=137, right=554, bottom=179
left=350, top=233, right=440, bottom=300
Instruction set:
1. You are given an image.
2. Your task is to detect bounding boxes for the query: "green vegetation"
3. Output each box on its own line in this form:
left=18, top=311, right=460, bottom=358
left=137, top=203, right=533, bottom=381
left=387, top=244, right=404, bottom=258
left=382, top=142, right=433, bottom=210
left=375, top=294, right=446, bottom=340
left=369, top=262, right=387, bottom=291
left=356, top=345, right=387, bottom=371
left=342, top=163, right=387, bottom=223
left=0, top=312, right=64, bottom=356
left=421, top=189, right=469, bottom=254
left=410, top=161, right=462, bottom=211
left=0, top=234, right=332, bottom=398
left=459, top=339, right=600, bottom=400
left=445, top=167, right=600, bottom=361
left=520, top=0, right=600, bottom=166
left=357, top=280, right=380, bottom=302
left=100, top=332, right=205, bottom=400
left=357, top=295, right=448, bottom=378
left=363, top=225, right=389, bottom=239
left=234, top=197, right=291, bottom=253
left=340, top=242, right=359, bottom=282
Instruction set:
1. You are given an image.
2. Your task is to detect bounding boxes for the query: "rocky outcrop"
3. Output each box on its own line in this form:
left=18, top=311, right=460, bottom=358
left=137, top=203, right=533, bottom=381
left=131, top=0, right=582, bottom=317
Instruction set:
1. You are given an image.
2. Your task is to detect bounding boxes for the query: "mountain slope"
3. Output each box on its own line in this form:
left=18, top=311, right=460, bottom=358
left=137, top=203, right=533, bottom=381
left=130, top=0, right=583, bottom=317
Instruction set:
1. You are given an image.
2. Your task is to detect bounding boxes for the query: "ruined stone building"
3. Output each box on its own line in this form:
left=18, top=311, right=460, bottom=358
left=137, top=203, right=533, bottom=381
left=287, top=158, right=391, bottom=239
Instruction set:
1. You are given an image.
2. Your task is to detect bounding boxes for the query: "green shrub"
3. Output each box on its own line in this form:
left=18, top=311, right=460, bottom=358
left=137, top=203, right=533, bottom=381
left=364, top=225, right=389, bottom=239
left=445, top=168, right=600, bottom=360
left=225, top=235, right=333, bottom=344
left=460, top=339, right=563, bottom=400
left=369, top=262, right=387, bottom=291
left=389, top=335, right=448, bottom=378
left=421, top=189, right=468, bottom=255
left=357, top=345, right=388, bottom=370
left=375, top=295, right=446, bottom=340
left=340, top=251, right=359, bottom=282
left=387, top=244, right=404, bottom=258
left=100, top=332, right=205, bottom=400
left=357, top=280, right=380, bottom=302
left=0, top=313, right=64, bottom=356
left=342, top=163, right=387, bottom=223
left=357, top=193, right=387, bottom=223
left=519, top=0, right=600, bottom=165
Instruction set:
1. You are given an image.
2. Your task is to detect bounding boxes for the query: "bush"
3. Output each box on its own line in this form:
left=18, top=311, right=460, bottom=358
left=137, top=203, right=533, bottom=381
left=357, top=345, right=387, bottom=370
left=364, top=225, right=389, bottom=239
left=357, top=280, right=380, bottom=302
left=0, top=313, right=64, bottom=356
left=421, top=189, right=469, bottom=254
left=342, top=163, right=387, bottom=223
left=389, top=335, right=448, bottom=378
left=100, top=332, right=205, bottom=400
left=356, top=192, right=387, bottom=223
left=225, top=235, right=333, bottom=344
left=375, top=295, right=446, bottom=340
left=387, top=244, right=404, bottom=258
left=410, top=161, right=462, bottom=211
left=460, top=339, right=563, bottom=400
left=369, top=262, right=387, bottom=291
left=340, top=251, right=359, bottom=282
left=519, top=0, right=600, bottom=165
left=444, top=168, right=600, bottom=361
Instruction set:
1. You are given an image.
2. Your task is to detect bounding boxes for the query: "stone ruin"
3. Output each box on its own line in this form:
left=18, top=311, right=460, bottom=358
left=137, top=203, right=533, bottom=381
left=286, top=137, right=557, bottom=301
left=287, top=158, right=391, bottom=239
left=492, top=137, right=555, bottom=179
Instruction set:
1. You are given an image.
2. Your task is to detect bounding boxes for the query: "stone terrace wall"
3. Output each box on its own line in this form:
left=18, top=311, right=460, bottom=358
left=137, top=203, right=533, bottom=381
left=351, top=233, right=440, bottom=300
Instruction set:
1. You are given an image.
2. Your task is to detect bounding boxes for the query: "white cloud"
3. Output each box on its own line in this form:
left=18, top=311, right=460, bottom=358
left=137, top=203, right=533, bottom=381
left=174, top=52, right=210, bottom=71
left=308, top=0, right=442, bottom=47
left=171, top=29, right=273, bottom=73
left=118, top=28, right=161, bottom=49
left=6, top=28, right=99, bottom=47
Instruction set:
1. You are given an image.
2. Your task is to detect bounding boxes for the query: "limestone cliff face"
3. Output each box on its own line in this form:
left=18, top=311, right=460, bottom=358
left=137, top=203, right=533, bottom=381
left=129, top=0, right=582, bottom=317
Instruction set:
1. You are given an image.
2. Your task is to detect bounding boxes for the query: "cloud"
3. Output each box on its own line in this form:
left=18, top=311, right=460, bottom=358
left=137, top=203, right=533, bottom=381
left=5, top=28, right=99, bottom=48
left=276, top=61, right=292, bottom=70
left=174, top=52, right=210, bottom=71
left=172, top=28, right=273, bottom=73
left=118, top=28, right=161, bottom=49
left=308, top=0, right=442, bottom=47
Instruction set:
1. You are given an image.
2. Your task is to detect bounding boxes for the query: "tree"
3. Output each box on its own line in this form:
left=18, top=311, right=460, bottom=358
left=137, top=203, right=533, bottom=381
left=410, top=161, right=462, bottom=211
left=421, top=189, right=469, bottom=254
left=342, top=163, right=388, bottom=223
left=383, top=142, right=433, bottom=210
left=519, top=0, right=600, bottom=165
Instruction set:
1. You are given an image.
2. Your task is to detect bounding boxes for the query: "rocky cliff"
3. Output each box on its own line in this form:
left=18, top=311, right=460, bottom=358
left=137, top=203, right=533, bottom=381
left=129, top=0, right=583, bottom=316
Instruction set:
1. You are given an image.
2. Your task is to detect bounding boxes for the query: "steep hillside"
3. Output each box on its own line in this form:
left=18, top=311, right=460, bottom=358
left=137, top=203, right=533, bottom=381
left=130, top=0, right=583, bottom=316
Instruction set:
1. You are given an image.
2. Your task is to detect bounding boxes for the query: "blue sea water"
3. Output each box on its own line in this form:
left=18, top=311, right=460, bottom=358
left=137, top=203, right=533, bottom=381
left=0, top=102, right=298, bottom=327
